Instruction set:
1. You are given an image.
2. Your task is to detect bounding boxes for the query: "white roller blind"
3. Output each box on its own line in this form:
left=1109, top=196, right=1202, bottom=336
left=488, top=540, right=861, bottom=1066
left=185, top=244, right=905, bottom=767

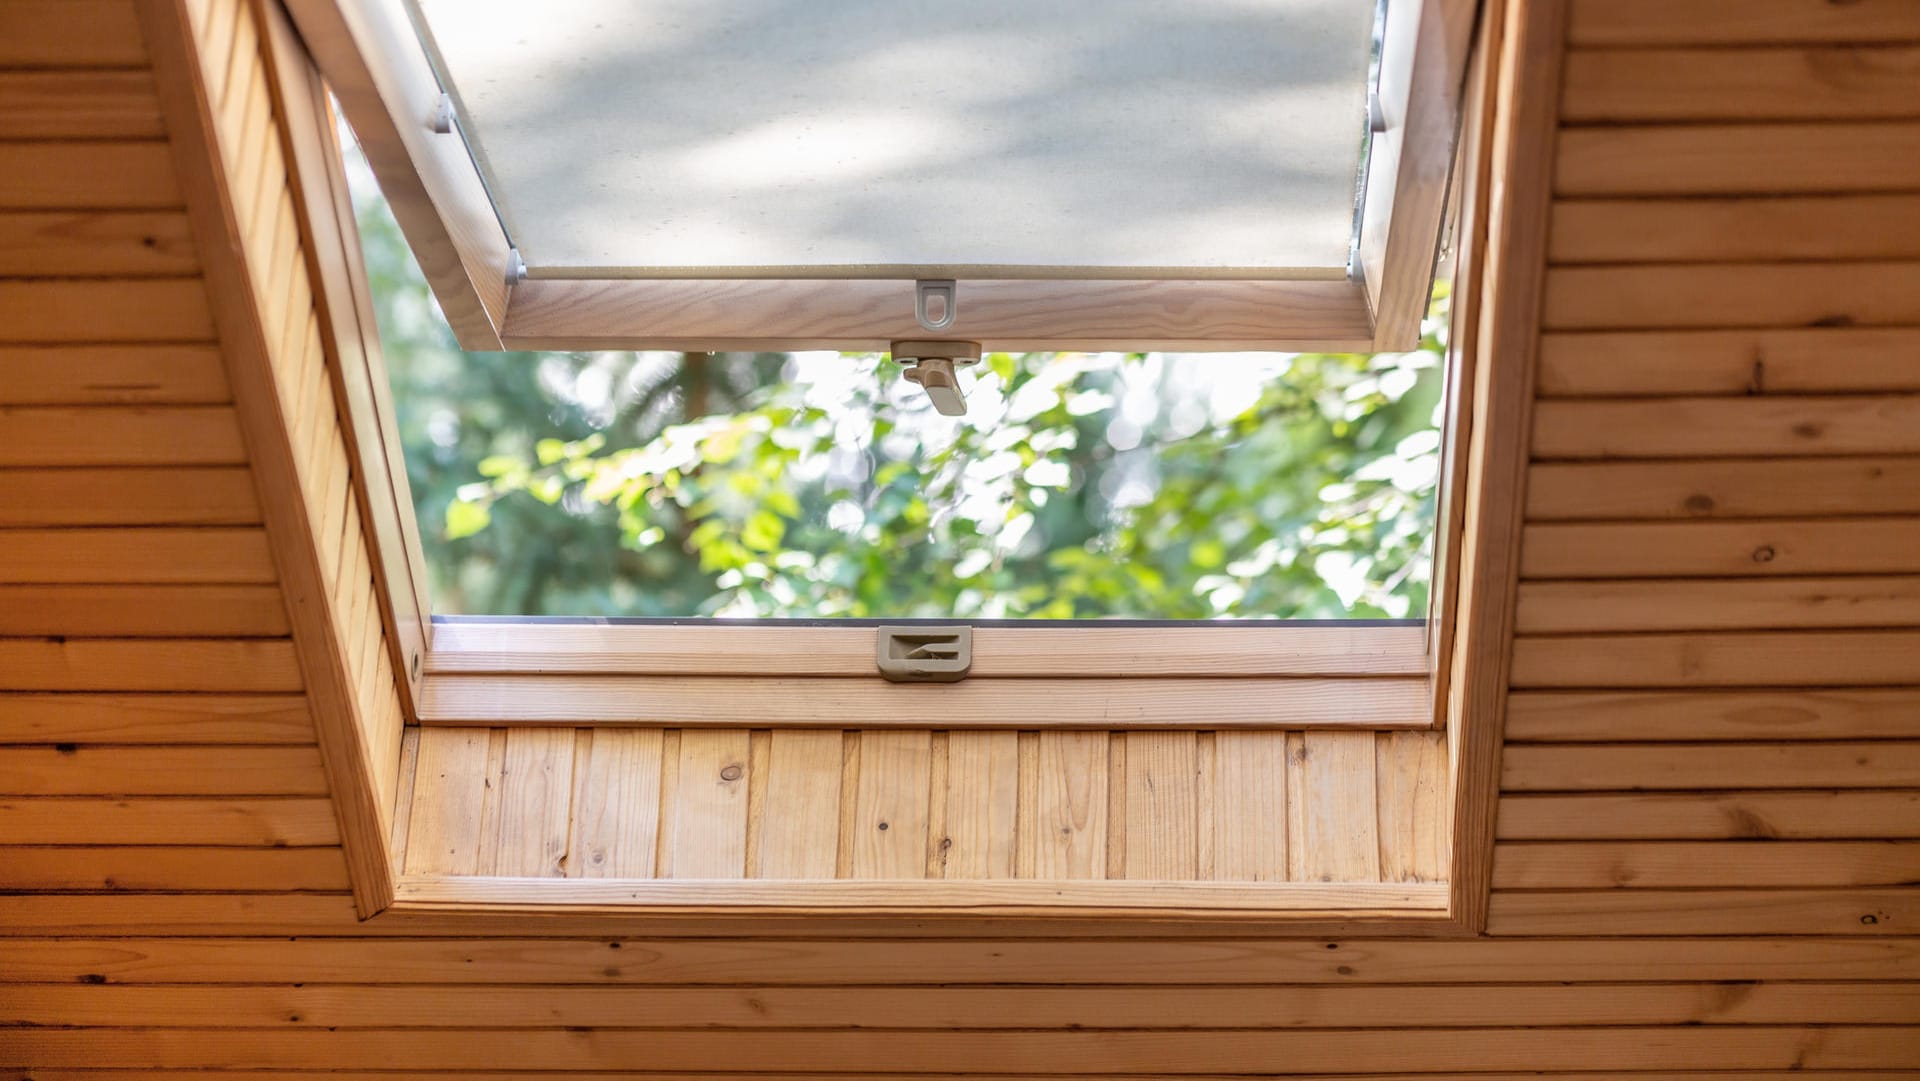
left=411, top=0, right=1376, bottom=279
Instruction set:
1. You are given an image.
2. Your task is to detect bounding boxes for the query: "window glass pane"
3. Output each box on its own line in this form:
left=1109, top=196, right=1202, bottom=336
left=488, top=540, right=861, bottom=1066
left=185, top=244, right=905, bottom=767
left=407, top=0, right=1375, bottom=277
left=347, top=134, right=1444, bottom=621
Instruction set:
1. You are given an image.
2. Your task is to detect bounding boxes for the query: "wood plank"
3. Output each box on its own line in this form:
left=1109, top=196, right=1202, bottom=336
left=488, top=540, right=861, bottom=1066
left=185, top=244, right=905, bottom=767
left=1024, top=730, right=1108, bottom=880
left=0, top=694, right=312, bottom=745
left=0, top=528, right=276, bottom=584
left=3, top=934, right=1909, bottom=985
left=1287, top=731, right=1380, bottom=884
left=0, top=143, right=180, bottom=210
left=750, top=729, right=841, bottom=880
left=0, top=406, right=245, bottom=466
left=0, top=211, right=197, bottom=276
left=0, top=638, right=302, bottom=692
left=6, top=980, right=1920, bottom=1030
left=398, top=869, right=1442, bottom=919
left=1502, top=743, right=1920, bottom=792
left=0, top=279, right=212, bottom=342
left=0, top=584, right=289, bottom=637
left=663, top=729, right=750, bottom=879
left=505, top=276, right=1374, bottom=354
left=1562, top=46, right=1920, bottom=122
left=0, top=345, right=229, bottom=405
left=1537, top=328, right=1920, bottom=397
left=0, top=747, right=328, bottom=796
left=0, top=890, right=1447, bottom=937
left=1488, top=888, right=1920, bottom=937
left=403, top=728, right=491, bottom=876
left=1493, top=841, right=1920, bottom=889
left=1208, top=730, right=1287, bottom=882
left=1122, top=732, right=1198, bottom=881
left=850, top=730, right=932, bottom=879
left=1437, top=0, right=1563, bottom=933
left=1511, top=631, right=1920, bottom=688
left=0, top=797, right=339, bottom=846
left=426, top=621, right=1430, bottom=678
left=483, top=728, right=574, bottom=878
left=1498, top=791, right=1920, bottom=840
left=1505, top=689, right=1920, bottom=742
left=1556, top=122, right=1920, bottom=196
left=568, top=728, right=662, bottom=879
left=1551, top=195, right=1920, bottom=264
left=0, top=71, right=163, bottom=138
left=1568, top=0, right=1920, bottom=46
left=1521, top=519, right=1920, bottom=578
left=0, top=1025, right=1909, bottom=1072
left=1526, top=459, right=1920, bottom=521
left=936, top=730, right=1018, bottom=880
left=1375, top=731, right=1448, bottom=884
left=1543, top=262, right=1920, bottom=331
left=1516, top=576, right=1920, bottom=633
left=0, top=846, right=348, bottom=892
left=1534, top=396, right=1920, bottom=459
left=0, top=0, right=148, bottom=65
left=419, top=674, right=1430, bottom=729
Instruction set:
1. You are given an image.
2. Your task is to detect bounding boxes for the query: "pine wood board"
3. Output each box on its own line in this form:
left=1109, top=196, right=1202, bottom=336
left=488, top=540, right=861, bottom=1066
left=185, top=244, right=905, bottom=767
left=1556, top=123, right=1920, bottom=195
left=0, top=345, right=229, bottom=406
left=1502, top=742, right=1920, bottom=792
left=1568, top=0, right=1920, bottom=46
left=6, top=979, right=1915, bottom=1030
left=1537, top=328, right=1920, bottom=397
left=1551, top=195, right=1920, bottom=264
left=1562, top=46, right=1920, bottom=121
left=1497, top=792, right=1920, bottom=840
left=0, top=694, right=313, bottom=745
left=0, top=796, right=340, bottom=846
left=0, top=1025, right=1912, bottom=1074
left=1520, top=519, right=1920, bottom=579
left=1526, top=459, right=1920, bottom=521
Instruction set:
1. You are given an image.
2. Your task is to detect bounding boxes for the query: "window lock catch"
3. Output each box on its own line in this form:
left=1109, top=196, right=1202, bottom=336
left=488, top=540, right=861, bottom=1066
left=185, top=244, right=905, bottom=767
left=892, top=339, right=981, bottom=417
left=875, top=626, right=972, bottom=683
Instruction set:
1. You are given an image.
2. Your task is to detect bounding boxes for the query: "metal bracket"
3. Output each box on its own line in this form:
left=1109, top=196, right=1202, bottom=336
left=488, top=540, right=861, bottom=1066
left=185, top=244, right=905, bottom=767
left=505, top=247, right=527, bottom=285
left=431, top=92, right=456, bottom=134
left=876, top=626, right=972, bottom=683
left=914, top=279, right=958, bottom=332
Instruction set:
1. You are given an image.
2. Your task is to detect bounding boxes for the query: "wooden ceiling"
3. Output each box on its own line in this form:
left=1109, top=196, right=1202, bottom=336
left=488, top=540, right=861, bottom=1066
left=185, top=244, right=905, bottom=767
left=2, top=0, right=1919, bottom=1075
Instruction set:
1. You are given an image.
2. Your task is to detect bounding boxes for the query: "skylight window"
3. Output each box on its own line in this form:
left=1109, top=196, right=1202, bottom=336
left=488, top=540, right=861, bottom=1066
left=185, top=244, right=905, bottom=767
left=290, top=0, right=1472, bottom=352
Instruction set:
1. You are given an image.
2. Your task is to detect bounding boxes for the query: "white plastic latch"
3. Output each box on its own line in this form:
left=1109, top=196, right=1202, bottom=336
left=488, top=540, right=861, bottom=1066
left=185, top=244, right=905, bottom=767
left=892, top=339, right=982, bottom=417
left=914, top=279, right=958, bottom=332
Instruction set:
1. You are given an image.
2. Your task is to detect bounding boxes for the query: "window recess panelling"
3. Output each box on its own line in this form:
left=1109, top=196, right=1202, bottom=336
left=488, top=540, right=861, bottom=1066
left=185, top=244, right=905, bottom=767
left=396, top=725, right=1449, bottom=912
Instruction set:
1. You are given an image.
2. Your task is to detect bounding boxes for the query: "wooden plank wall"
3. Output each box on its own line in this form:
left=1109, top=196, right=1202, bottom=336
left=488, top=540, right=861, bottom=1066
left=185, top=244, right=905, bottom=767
left=402, top=727, right=1448, bottom=885
left=3, top=0, right=1920, bottom=1076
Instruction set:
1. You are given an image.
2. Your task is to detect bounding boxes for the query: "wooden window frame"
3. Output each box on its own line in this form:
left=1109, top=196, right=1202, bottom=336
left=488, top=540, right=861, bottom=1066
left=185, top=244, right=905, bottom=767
left=283, top=0, right=1479, bottom=354
left=207, top=0, right=1552, bottom=930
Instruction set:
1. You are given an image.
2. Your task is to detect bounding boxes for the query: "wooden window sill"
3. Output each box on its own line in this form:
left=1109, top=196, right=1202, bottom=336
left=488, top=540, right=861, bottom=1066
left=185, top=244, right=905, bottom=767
left=415, top=620, right=1437, bottom=729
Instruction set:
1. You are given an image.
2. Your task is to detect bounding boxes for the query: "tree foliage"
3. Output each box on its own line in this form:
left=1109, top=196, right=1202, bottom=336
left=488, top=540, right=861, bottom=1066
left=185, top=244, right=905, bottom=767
left=348, top=144, right=1445, bottom=621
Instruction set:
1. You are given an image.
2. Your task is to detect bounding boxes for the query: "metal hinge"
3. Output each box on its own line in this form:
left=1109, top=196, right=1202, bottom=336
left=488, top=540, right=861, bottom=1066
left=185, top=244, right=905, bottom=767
left=875, top=626, right=972, bottom=683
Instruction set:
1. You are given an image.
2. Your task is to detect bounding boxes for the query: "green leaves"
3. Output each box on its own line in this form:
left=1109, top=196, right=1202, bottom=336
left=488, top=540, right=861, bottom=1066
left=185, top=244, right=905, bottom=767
left=348, top=126, right=1447, bottom=620
left=443, top=499, right=491, bottom=540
